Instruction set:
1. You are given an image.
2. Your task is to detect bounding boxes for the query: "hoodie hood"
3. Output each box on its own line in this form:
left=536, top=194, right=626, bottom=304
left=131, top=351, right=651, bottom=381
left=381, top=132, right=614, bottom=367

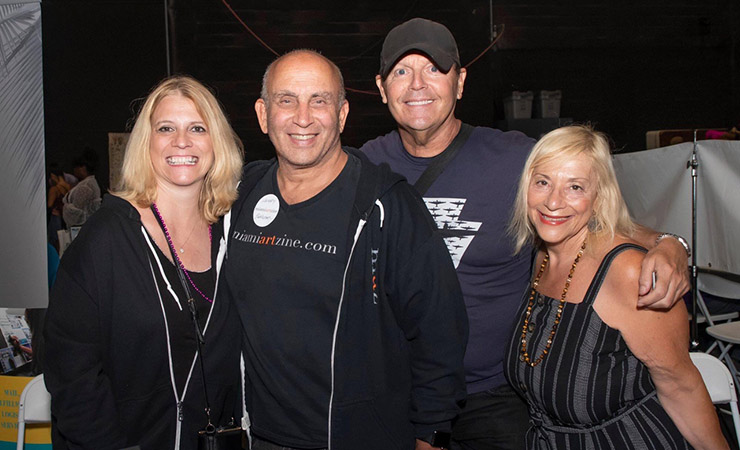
left=345, top=146, right=405, bottom=221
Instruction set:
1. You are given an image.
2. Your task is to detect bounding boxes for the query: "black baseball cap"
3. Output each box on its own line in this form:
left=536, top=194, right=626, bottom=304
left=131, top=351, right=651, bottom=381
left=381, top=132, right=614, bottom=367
left=379, top=18, right=460, bottom=78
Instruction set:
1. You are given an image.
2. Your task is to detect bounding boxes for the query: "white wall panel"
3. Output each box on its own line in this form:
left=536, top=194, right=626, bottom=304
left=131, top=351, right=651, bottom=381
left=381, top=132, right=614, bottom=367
left=0, top=1, right=47, bottom=308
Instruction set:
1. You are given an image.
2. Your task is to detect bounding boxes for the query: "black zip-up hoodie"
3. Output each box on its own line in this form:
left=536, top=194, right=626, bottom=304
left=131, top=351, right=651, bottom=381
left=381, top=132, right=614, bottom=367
left=225, top=148, right=468, bottom=449
left=44, top=195, right=242, bottom=449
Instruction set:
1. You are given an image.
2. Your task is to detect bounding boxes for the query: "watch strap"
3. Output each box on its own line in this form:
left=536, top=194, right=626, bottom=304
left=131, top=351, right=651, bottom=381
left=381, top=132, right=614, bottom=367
left=418, top=430, right=451, bottom=448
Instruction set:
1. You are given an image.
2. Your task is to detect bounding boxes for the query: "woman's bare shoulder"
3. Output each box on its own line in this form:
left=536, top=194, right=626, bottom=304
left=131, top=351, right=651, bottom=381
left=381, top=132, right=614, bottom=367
left=594, top=235, right=645, bottom=288
left=592, top=236, right=645, bottom=322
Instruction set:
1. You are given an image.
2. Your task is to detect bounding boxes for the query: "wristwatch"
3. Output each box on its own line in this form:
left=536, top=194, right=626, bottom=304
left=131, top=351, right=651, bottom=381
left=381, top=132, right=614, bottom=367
left=655, top=232, right=691, bottom=258
left=418, top=431, right=451, bottom=448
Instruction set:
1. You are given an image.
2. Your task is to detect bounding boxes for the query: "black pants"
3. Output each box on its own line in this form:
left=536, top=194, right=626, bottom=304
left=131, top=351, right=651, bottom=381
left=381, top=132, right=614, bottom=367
left=450, top=383, right=530, bottom=450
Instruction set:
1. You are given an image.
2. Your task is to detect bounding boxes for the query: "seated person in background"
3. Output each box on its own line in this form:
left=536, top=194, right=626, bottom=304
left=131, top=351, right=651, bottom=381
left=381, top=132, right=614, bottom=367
left=44, top=76, right=244, bottom=449
left=505, top=125, right=727, bottom=449
left=9, top=335, right=32, bottom=358
left=63, top=168, right=78, bottom=187
left=62, top=149, right=102, bottom=227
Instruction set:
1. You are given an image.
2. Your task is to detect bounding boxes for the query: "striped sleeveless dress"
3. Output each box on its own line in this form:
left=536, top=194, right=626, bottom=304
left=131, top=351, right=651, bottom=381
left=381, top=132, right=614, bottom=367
left=504, top=244, right=691, bottom=449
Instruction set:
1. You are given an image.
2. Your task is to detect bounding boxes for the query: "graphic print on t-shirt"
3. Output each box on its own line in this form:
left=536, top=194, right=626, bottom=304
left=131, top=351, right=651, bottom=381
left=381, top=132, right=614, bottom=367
left=423, top=197, right=482, bottom=268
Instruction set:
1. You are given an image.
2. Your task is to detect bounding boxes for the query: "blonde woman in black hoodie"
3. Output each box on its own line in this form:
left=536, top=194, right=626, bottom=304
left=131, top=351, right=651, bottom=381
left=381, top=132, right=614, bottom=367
left=44, top=76, right=244, bottom=450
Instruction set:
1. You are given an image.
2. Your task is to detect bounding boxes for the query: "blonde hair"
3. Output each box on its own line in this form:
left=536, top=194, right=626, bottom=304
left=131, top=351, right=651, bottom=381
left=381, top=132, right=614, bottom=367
left=114, top=76, right=244, bottom=223
left=509, top=125, right=635, bottom=253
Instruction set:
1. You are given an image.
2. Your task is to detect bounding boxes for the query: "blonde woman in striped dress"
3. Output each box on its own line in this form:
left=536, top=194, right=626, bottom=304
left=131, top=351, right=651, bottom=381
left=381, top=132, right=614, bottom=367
left=505, top=125, right=727, bottom=449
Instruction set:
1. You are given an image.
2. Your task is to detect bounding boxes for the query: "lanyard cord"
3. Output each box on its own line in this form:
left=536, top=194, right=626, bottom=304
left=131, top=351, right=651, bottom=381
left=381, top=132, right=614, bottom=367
left=150, top=205, right=213, bottom=425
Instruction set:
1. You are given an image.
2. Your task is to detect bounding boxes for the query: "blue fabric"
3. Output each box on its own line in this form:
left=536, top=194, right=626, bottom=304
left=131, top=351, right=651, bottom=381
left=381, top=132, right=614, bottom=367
left=47, top=243, right=59, bottom=289
left=0, top=443, right=51, bottom=450
left=361, top=126, right=535, bottom=394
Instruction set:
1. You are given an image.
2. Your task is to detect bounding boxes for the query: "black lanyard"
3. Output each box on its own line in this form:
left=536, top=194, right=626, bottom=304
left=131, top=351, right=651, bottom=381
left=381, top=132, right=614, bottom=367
left=413, top=123, right=473, bottom=195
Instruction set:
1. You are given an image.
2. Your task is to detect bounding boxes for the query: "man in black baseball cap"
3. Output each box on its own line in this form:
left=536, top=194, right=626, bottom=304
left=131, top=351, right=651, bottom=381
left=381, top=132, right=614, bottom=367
left=361, top=16, right=691, bottom=450
left=365, top=17, right=532, bottom=450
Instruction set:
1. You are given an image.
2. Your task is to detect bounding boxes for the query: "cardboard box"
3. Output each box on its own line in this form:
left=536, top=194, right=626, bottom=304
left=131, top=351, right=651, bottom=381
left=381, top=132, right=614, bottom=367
left=534, top=90, right=562, bottom=118
left=503, top=91, right=533, bottom=120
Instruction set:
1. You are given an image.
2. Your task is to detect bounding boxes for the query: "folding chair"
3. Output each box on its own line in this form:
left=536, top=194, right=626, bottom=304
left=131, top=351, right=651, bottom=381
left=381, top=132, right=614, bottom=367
left=696, top=291, right=738, bottom=328
left=16, top=374, right=51, bottom=450
left=700, top=272, right=740, bottom=394
left=696, top=272, right=739, bottom=351
left=690, top=352, right=740, bottom=448
left=706, top=322, right=740, bottom=388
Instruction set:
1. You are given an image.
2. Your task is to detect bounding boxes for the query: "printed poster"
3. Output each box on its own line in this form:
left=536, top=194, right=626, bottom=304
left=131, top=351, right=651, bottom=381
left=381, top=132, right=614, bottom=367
left=0, top=376, right=51, bottom=449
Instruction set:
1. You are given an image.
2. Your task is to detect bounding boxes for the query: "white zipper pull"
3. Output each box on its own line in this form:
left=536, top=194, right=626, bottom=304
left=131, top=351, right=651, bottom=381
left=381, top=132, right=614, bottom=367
left=177, top=401, right=183, bottom=422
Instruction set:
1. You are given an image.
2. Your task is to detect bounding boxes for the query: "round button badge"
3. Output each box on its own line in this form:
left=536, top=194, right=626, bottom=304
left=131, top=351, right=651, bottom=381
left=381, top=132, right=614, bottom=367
left=253, top=194, right=279, bottom=227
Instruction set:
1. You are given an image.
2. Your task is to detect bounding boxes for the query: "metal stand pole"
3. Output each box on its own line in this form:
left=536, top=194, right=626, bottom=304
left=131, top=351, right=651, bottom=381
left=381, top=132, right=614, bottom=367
left=164, top=0, right=171, bottom=76
left=688, top=130, right=699, bottom=348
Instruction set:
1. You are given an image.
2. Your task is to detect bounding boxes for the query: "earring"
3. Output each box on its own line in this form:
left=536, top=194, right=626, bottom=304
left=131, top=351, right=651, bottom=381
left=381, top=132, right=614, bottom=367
left=588, top=214, right=599, bottom=232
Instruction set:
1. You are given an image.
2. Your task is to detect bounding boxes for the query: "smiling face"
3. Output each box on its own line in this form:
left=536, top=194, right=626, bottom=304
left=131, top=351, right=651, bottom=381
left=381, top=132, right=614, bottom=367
left=376, top=53, right=466, bottom=137
left=149, top=94, right=214, bottom=193
left=255, top=51, right=349, bottom=171
left=527, top=153, right=598, bottom=249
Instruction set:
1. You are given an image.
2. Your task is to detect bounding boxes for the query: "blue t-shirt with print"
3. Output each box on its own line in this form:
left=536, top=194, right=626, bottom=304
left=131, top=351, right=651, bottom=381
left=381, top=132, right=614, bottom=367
left=361, top=125, right=534, bottom=393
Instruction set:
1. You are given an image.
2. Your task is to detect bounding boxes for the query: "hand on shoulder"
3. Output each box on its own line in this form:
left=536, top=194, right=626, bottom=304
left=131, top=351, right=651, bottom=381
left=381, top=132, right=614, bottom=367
left=635, top=229, right=690, bottom=309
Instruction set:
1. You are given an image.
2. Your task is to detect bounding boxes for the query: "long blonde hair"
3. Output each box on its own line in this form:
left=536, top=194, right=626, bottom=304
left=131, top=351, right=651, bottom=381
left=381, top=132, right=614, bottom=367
left=114, top=76, right=244, bottom=223
left=509, top=125, right=635, bottom=253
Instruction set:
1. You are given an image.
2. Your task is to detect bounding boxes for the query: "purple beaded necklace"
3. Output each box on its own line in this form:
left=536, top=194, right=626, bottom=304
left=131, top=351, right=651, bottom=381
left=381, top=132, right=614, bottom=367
left=151, top=202, right=213, bottom=303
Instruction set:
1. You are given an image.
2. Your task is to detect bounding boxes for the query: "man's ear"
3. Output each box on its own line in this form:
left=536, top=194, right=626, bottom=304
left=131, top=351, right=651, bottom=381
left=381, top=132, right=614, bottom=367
left=456, top=68, right=467, bottom=100
left=338, top=99, right=350, bottom=133
left=375, top=75, right=388, bottom=104
left=255, top=98, right=269, bottom=134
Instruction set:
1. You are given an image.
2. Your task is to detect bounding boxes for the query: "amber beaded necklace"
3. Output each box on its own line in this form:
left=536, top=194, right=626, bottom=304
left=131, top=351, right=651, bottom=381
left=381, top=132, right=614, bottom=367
left=519, top=239, right=587, bottom=367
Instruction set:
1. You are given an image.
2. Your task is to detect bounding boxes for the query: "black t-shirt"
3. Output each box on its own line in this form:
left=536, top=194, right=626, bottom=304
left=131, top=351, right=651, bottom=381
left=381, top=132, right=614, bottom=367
left=150, top=239, right=213, bottom=394
left=230, top=154, right=359, bottom=448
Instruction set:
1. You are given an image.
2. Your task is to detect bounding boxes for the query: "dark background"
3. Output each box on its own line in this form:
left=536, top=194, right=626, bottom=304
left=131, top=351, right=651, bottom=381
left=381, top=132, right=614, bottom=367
left=42, top=0, right=740, bottom=192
